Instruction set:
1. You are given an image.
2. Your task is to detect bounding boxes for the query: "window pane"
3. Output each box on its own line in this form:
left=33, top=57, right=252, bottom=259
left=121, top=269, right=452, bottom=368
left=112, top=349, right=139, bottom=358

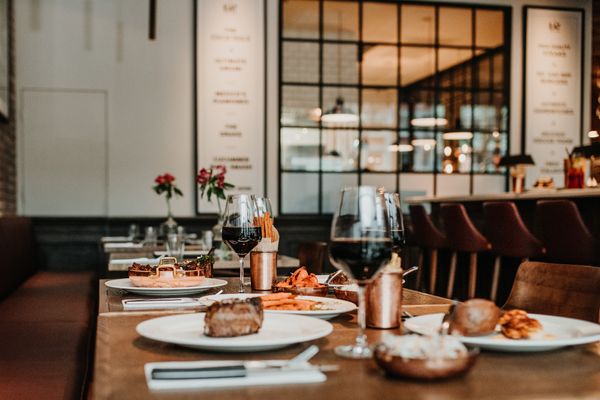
left=282, top=42, right=319, bottom=83
left=362, top=45, right=397, bottom=86
left=439, top=90, right=472, bottom=130
left=410, top=132, right=436, bottom=172
left=362, top=2, right=397, bottom=43
left=472, top=132, right=507, bottom=173
left=323, top=44, right=359, bottom=84
left=281, top=128, right=320, bottom=171
left=438, top=133, right=472, bottom=174
left=439, top=7, right=472, bottom=47
left=401, top=5, right=435, bottom=45
left=477, top=56, right=491, bottom=89
left=322, top=129, right=358, bottom=171
left=362, top=173, right=397, bottom=193
left=361, top=89, right=397, bottom=129
left=282, top=173, right=319, bottom=213
left=281, top=85, right=319, bottom=127
left=324, top=1, right=359, bottom=41
left=476, top=10, right=504, bottom=48
left=438, top=48, right=474, bottom=88
left=283, top=0, right=319, bottom=39
left=401, top=47, right=435, bottom=86
left=322, top=87, right=359, bottom=128
left=322, top=173, right=359, bottom=214
left=361, top=131, right=397, bottom=172
left=492, top=52, right=504, bottom=88
left=404, top=90, right=440, bottom=129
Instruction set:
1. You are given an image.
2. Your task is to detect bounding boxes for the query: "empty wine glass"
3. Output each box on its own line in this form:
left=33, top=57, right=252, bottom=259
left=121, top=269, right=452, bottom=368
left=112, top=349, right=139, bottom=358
left=222, top=194, right=262, bottom=293
left=329, top=186, right=392, bottom=358
left=384, top=192, right=405, bottom=264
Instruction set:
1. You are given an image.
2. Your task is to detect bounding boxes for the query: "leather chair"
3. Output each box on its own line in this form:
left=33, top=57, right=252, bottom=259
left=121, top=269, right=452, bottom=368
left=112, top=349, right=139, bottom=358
left=535, top=200, right=598, bottom=266
left=409, top=205, right=447, bottom=294
left=441, top=203, right=491, bottom=299
left=504, top=261, right=600, bottom=323
left=483, top=202, right=545, bottom=302
left=297, top=241, right=328, bottom=274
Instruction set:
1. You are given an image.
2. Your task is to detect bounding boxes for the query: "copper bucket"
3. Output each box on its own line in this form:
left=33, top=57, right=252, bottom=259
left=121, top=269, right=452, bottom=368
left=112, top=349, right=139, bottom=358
left=250, top=251, right=277, bottom=291
left=366, top=271, right=403, bottom=329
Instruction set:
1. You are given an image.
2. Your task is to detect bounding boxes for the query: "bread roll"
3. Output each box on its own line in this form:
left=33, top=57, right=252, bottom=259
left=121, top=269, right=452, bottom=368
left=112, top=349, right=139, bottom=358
left=449, top=299, right=500, bottom=336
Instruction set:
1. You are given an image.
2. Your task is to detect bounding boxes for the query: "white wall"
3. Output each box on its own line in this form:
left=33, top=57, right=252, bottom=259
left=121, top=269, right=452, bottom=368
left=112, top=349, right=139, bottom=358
left=16, top=0, right=593, bottom=217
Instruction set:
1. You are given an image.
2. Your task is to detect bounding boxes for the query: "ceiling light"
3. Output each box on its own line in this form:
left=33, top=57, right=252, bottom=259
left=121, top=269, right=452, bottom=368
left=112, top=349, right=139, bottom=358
left=443, top=164, right=453, bottom=174
left=589, top=130, right=599, bottom=138
left=410, top=117, right=448, bottom=127
left=411, top=139, right=437, bottom=149
left=321, top=97, right=359, bottom=126
left=443, top=146, right=452, bottom=157
left=443, top=131, right=473, bottom=140
left=388, top=144, right=414, bottom=152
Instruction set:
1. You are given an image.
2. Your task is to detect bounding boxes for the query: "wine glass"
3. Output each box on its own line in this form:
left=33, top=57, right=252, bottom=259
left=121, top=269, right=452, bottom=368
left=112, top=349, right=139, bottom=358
left=222, top=194, right=262, bottom=293
left=384, top=192, right=405, bottom=264
left=329, top=186, right=392, bottom=358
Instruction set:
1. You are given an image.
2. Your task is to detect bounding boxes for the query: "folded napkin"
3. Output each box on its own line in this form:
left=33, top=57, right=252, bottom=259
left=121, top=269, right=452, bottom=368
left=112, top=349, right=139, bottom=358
left=110, top=257, right=160, bottom=266
left=145, top=360, right=326, bottom=391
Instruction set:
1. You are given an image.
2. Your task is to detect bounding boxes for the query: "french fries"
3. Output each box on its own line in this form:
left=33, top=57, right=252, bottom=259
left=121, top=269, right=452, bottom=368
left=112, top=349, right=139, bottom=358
left=259, top=293, right=319, bottom=311
left=274, top=267, right=324, bottom=288
left=254, top=212, right=276, bottom=241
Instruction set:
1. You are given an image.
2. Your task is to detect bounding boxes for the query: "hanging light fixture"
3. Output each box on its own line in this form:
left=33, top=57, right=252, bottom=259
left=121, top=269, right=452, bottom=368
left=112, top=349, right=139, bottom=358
left=443, top=131, right=473, bottom=140
left=321, top=97, right=359, bottom=126
left=410, top=117, right=448, bottom=128
left=321, top=11, right=358, bottom=127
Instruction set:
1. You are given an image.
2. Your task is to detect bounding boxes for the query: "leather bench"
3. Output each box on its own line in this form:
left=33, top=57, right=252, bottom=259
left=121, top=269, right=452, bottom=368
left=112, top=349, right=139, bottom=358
left=0, top=217, right=95, bottom=400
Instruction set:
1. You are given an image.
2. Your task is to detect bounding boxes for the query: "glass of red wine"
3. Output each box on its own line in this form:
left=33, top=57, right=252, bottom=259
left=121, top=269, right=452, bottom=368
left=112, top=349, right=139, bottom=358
left=329, top=186, right=392, bottom=358
left=222, top=194, right=262, bottom=293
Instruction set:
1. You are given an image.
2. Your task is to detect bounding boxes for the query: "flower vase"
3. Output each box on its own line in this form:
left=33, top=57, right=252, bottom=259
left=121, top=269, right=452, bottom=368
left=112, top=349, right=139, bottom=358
left=211, top=215, right=224, bottom=249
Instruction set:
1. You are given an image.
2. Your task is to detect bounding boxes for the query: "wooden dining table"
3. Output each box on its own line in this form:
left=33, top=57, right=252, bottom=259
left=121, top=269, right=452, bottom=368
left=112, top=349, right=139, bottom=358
left=92, top=279, right=600, bottom=400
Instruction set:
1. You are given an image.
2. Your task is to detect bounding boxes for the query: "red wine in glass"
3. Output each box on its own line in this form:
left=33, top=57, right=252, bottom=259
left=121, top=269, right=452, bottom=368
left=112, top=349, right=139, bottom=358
left=329, top=238, right=392, bottom=282
left=222, top=227, right=262, bottom=257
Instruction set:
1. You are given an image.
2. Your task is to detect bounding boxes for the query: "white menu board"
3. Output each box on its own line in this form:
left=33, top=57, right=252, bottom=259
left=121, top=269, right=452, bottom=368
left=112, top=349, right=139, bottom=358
left=524, top=7, right=583, bottom=187
left=196, top=0, right=265, bottom=213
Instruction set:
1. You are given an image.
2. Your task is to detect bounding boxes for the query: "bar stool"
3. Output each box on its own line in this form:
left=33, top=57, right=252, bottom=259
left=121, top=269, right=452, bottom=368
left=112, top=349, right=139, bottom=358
left=440, top=203, right=491, bottom=299
left=409, top=204, right=447, bottom=294
left=536, top=200, right=598, bottom=266
left=483, top=202, right=545, bottom=302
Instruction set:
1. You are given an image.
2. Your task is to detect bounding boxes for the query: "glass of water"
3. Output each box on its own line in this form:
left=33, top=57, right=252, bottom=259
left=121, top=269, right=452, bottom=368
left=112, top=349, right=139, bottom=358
left=166, top=233, right=185, bottom=261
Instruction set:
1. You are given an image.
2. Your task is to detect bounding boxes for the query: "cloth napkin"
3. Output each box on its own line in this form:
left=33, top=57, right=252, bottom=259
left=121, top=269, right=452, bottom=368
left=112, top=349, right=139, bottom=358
left=145, top=361, right=326, bottom=391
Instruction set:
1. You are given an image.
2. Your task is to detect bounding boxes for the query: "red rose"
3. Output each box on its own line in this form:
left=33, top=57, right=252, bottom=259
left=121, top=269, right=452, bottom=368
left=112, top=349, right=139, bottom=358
left=215, top=165, right=227, bottom=176
left=155, top=175, right=165, bottom=185
left=216, top=175, right=225, bottom=189
left=196, top=168, right=211, bottom=185
left=163, top=173, right=175, bottom=183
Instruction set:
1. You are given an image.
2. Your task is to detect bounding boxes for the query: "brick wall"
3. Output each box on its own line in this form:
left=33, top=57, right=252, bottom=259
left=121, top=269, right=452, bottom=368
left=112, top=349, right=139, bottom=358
left=0, top=0, right=14, bottom=216
left=593, top=0, right=600, bottom=133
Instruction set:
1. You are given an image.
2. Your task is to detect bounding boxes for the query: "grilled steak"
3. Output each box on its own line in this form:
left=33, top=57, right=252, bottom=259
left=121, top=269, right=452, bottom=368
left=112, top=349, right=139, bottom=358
left=203, top=298, right=264, bottom=337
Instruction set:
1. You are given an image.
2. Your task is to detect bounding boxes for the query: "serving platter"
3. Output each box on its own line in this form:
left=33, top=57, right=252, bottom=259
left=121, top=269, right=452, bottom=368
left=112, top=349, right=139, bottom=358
left=202, top=293, right=356, bottom=320
left=404, top=313, right=600, bottom=352
left=104, top=278, right=228, bottom=296
left=136, top=313, right=333, bottom=352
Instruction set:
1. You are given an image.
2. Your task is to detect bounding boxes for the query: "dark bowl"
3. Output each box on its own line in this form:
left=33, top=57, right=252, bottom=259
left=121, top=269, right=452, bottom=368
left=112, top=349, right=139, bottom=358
left=333, top=286, right=358, bottom=304
left=272, top=284, right=329, bottom=297
left=374, top=346, right=479, bottom=380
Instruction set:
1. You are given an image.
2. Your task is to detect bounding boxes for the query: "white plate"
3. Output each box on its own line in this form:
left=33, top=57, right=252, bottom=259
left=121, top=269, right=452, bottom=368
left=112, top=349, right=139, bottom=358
left=202, top=293, right=356, bottom=320
left=154, top=250, right=208, bottom=257
left=136, top=313, right=333, bottom=352
left=404, top=313, right=600, bottom=352
left=104, top=278, right=228, bottom=296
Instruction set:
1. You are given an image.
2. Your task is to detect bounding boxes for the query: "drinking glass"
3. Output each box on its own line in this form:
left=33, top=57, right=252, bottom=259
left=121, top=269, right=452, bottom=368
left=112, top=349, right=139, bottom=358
left=166, top=233, right=185, bottom=261
left=384, top=192, right=405, bottom=259
left=222, top=194, right=262, bottom=293
left=329, top=186, right=392, bottom=358
left=128, top=224, right=140, bottom=241
left=143, top=226, right=157, bottom=247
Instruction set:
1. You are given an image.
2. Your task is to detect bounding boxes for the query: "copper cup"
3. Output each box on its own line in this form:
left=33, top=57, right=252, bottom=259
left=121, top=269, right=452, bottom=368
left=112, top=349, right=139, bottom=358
left=366, top=271, right=403, bottom=329
left=250, top=251, right=277, bottom=291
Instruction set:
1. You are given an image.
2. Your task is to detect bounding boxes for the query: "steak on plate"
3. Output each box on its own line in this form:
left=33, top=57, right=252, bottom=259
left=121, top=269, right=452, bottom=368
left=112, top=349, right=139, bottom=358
left=203, top=298, right=264, bottom=337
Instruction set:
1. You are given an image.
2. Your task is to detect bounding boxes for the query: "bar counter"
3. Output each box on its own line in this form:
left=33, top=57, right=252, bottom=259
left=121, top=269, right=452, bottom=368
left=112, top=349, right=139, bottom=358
left=405, top=187, right=600, bottom=204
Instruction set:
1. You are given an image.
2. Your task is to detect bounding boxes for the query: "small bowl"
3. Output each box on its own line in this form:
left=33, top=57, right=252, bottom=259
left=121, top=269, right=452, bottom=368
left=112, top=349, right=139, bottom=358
left=272, top=284, right=329, bottom=297
left=374, top=345, right=479, bottom=380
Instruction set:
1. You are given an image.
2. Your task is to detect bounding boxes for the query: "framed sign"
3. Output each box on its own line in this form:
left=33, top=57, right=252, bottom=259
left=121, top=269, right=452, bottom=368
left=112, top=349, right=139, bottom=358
left=0, top=0, right=9, bottom=122
left=522, top=6, right=584, bottom=187
left=194, top=0, right=266, bottom=214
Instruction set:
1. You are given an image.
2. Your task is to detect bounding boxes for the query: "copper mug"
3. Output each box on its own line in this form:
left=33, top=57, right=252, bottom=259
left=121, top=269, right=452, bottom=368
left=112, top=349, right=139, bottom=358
left=366, top=271, right=403, bottom=329
left=249, top=251, right=277, bottom=291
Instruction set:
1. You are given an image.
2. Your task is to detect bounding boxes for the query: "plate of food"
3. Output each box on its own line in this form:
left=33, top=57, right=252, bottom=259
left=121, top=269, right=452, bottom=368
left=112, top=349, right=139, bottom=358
left=105, top=278, right=227, bottom=296
left=273, top=267, right=328, bottom=296
left=404, top=299, right=600, bottom=352
left=136, top=298, right=333, bottom=352
left=203, top=293, right=356, bottom=320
